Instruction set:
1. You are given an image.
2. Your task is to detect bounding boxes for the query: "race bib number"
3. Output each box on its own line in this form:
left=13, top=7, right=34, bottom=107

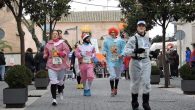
left=52, top=57, right=62, bottom=64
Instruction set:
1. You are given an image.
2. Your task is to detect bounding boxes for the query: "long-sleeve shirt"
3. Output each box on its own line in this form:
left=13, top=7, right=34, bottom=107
left=186, top=50, right=191, bottom=63
left=75, top=43, right=96, bottom=64
left=43, top=40, right=70, bottom=71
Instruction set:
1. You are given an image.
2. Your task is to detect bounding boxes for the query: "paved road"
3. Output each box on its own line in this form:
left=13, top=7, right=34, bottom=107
left=0, top=78, right=195, bottom=110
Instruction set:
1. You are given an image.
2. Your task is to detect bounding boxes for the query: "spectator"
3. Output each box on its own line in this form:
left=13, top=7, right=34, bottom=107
left=157, top=50, right=163, bottom=77
left=190, top=43, right=195, bottom=68
left=0, top=49, right=6, bottom=81
left=186, top=47, right=191, bottom=65
left=34, top=46, right=47, bottom=72
left=25, top=48, right=35, bottom=74
left=170, top=50, right=179, bottom=77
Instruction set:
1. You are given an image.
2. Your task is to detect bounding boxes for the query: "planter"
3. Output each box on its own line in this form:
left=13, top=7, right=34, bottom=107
left=181, top=80, right=195, bottom=95
left=150, top=75, right=160, bottom=84
left=3, top=88, right=28, bottom=108
left=35, top=78, right=49, bottom=89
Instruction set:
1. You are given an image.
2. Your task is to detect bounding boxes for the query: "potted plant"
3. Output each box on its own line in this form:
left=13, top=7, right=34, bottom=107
left=34, top=70, right=49, bottom=89
left=3, top=65, right=29, bottom=108
left=179, top=64, right=195, bottom=94
left=25, top=66, right=33, bottom=85
left=150, top=66, right=161, bottom=84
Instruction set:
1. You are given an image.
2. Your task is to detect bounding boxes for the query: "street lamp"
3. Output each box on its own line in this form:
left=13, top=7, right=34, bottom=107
left=64, top=26, right=78, bottom=43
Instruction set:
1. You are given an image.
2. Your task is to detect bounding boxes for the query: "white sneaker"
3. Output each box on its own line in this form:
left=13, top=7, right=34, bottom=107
left=60, top=93, right=64, bottom=100
left=52, top=99, right=57, bottom=106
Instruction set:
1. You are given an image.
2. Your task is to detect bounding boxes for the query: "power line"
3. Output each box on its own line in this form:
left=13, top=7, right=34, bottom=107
left=71, top=0, right=120, bottom=8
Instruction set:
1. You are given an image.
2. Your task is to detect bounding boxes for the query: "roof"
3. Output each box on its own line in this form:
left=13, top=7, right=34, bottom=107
left=60, top=10, right=123, bottom=23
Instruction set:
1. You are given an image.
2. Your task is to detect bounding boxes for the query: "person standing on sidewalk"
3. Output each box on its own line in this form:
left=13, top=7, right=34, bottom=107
left=190, top=43, right=195, bottom=68
left=123, top=20, right=151, bottom=110
left=102, top=27, right=125, bottom=97
left=75, top=33, right=96, bottom=96
left=186, top=47, right=191, bottom=65
left=44, top=30, right=70, bottom=106
left=0, top=49, right=6, bottom=81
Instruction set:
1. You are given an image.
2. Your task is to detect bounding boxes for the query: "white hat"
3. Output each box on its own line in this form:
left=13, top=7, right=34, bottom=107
left=81, top=33, right=90, bottom=40
left=137, top=20, right=146, bottom=25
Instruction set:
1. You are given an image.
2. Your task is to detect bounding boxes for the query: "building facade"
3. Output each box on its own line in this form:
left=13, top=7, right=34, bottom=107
left=0, top=10, right=123, bottom=65
left=175, top=21, right=195, bottom=65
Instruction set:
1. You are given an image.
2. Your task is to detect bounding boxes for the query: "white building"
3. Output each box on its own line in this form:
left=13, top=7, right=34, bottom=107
left=174, top=21, right=195, bottom=65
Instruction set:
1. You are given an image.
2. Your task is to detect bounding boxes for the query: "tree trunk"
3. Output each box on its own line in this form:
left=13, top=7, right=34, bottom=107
left=16, top=19, right=25, bottom=65
left=23, top=21, right=41, bottom=50
left=49, top=16, right=52, bottom=40
left=43, top=15, right=47, bottom=44
left=162, top=21, right=170, bottom=88
left=31, top=22, right=41, bottom=50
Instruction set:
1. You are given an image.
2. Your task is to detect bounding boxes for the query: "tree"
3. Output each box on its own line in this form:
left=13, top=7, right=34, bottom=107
left=23, top=0, right=71, bottom=42
left=152, top=35, right=163, bottom=43
left=0, top=0, right=4, bottom=8
left=2, top=0, right=71, bottom=65
left=3, top=0, right=26, bottom=65
left=119, top=0, right=195, bottom=88
left=119, top=0, right=155, bottom=36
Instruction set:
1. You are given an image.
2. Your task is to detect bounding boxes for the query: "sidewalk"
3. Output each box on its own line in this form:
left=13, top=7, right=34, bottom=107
left=0, top=78, right=195, bottom=110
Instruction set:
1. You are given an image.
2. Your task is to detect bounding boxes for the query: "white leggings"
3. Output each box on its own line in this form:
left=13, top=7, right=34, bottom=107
left=48, top=69, right=65, bottom=86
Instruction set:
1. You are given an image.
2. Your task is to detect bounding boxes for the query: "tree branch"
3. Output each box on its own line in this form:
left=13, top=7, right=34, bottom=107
left=13, top=0, right=19, bottom=7
left=153, top=18, right=162, bottom=26
left=4, top=1, right=17, bottom=18
left=22, top=16, right=31, bottom=27
left=165, top=18, right=171, bottom=29
left=18, top=0, right=23, bottom=17
left=52, top=20, right=57, bottom=30
left=36, top=23, right=44, bottom=31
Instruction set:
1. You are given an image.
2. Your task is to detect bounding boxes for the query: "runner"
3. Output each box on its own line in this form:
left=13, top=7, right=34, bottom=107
left=102, top=27, right=125, bottom=97
left=123, top=20, right=151, bottom=110
left=43, top=30, right=70, bottom=106
left=75, top=33, right=96, bottom=96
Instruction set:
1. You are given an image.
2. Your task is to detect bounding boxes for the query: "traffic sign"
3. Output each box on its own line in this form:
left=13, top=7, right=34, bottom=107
left=175, top=30, right=185, bottom=40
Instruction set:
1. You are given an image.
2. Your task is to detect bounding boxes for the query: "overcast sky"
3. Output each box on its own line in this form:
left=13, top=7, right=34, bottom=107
left=69, top=0, right=175, bottom=38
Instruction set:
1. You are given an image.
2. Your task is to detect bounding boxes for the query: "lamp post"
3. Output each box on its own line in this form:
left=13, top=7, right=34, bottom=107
left=64, top=26, right=78, bottom=43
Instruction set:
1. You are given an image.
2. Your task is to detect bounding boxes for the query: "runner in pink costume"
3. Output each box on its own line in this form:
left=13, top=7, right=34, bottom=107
left=75, top=33, right=96, bottom=96
left=44, top=30, right=70, bottom=106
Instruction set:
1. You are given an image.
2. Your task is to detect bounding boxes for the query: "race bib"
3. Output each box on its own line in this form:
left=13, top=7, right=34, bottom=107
left=52, top=57, right=62, bottom=64
left=111, top=54, right=119, bottom=62
left=83, top=56, right=92, bottom=63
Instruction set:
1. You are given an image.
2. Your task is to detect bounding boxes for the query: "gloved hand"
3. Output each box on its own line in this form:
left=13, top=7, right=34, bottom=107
left=57, top=51, right=65, bottom=57
left=134, top=48, right=145, bottom=54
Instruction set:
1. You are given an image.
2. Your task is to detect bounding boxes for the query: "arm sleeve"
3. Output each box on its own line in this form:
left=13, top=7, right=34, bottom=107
left=92, top=46, right=96, bottom=58
left=123, top=37, right=135, bottom=56
left=75, top=47, right=82, bottom=59
left=102, top=39, right=108, bottom=55
left=120, top=40, right=126, bottom=56
left=62, top=42, right=70, bottom=56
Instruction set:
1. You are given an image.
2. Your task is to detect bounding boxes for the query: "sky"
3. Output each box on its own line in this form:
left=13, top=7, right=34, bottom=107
left=69, top=0, right=175, bottom=38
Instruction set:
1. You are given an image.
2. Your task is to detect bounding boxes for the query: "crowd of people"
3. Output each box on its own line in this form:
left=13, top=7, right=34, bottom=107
left=5, top=20, right=195, bottom=110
